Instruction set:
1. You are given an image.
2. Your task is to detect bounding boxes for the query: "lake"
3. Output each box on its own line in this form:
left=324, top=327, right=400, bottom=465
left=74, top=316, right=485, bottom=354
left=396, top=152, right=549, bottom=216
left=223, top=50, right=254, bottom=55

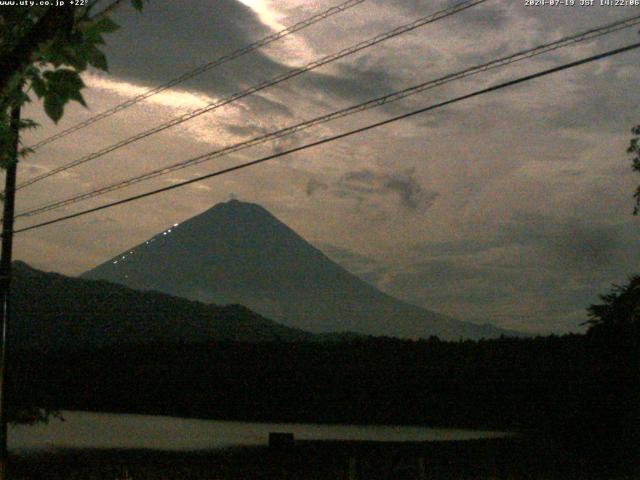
left=9, top=411, right=509, bottom=452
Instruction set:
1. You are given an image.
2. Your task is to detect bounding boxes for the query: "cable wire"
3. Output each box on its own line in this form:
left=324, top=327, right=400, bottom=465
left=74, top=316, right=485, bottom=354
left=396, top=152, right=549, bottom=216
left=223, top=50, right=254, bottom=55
left=26, top=0, right=367, bottom=151
left=16, top=0, right=488, bottom=190
left=13, top=41, right=640, bottom=235
left=15, top=13, right=640, bottom=219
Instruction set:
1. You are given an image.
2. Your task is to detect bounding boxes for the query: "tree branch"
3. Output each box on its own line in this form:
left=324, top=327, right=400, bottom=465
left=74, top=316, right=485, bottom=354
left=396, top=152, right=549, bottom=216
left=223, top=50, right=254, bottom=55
left=0, top=6, right=74, bottom=98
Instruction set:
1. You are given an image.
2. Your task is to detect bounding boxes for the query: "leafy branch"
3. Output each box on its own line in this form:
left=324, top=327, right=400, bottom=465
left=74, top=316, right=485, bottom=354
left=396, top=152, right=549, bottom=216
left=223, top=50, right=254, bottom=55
left=0, top=0, right=144, bottom=169
left=627, top=125, right=640, bottom=215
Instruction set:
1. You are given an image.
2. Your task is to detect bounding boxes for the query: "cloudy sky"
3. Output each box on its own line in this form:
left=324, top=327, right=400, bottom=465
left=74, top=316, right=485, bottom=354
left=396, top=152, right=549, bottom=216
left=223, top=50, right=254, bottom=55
left=13, top=0, right=640, bottom=334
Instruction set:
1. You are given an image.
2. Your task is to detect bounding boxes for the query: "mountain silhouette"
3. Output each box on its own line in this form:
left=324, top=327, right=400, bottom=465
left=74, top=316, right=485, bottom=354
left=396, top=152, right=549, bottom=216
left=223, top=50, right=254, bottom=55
left=10, top=261, right=317, bottom=350
left=82, top=200, right=518, bottom=340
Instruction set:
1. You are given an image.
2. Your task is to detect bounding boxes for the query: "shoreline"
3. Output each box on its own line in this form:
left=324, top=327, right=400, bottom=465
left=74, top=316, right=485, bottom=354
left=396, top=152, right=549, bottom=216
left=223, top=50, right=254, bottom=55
left=8, top=436, right=640, bottom=479
left=9, top=410, right=513, bottom=453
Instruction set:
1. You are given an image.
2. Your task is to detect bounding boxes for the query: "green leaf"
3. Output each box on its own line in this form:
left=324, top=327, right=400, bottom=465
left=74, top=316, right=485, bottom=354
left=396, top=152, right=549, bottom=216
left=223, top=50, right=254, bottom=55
left=86, top=48, right=108, bottom=71
left=44, top=68, right=85, bottom=98
left=131, top=0, right=143, bottom=11
left=92, top=17, right=120, bottom=34
left=51, top=68, right=84, bottom=87
left=43, top=94, right=65, bottom=123
left=58, top=44, right=89, bottom=71
left=30, top=74, right=46, bottom=98
left=79, top=23, right=106, bottom=45
left=69, top=89, right=87, bottom=107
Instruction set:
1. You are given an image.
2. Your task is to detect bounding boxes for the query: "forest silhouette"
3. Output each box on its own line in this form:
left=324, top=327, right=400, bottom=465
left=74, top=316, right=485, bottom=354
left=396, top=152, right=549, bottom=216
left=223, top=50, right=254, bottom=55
left=8, top=275, right=639, bottom=470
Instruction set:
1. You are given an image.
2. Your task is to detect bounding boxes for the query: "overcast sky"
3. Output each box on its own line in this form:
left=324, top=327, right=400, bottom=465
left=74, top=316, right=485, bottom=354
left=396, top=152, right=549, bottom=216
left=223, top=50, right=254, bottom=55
left=14, top=0, right=640, bottom=334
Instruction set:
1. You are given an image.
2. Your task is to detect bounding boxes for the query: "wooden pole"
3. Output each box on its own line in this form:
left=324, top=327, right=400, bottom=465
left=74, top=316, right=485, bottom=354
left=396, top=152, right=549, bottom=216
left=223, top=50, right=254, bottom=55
left=0, top=104, right=21, bottom=480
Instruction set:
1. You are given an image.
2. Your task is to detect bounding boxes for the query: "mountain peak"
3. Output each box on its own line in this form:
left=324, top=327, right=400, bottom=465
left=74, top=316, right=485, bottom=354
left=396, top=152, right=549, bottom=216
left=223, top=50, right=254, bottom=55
left=196, top=199, right=277, bottom=224
left=217, top=198, right=258, bottom=209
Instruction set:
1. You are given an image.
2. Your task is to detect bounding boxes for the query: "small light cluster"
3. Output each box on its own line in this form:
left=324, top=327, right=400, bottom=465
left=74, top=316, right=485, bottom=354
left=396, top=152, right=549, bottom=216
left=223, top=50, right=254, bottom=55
left=111, top=223, right=180, bottom=265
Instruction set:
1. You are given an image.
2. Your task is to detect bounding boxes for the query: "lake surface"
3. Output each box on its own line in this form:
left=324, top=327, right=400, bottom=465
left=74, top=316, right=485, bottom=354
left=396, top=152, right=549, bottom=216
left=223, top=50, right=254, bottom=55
left=9, top=411, right=509, bottom=452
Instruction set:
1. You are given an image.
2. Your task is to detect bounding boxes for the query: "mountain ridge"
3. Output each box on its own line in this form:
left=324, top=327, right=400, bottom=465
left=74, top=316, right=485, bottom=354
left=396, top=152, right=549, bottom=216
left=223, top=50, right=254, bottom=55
left=10, top=260, right=323, bottom=349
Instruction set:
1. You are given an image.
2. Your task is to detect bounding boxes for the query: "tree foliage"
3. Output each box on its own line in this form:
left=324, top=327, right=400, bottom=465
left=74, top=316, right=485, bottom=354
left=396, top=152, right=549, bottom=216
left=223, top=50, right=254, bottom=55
left=0, top=0, right=144, bottom=168
left=627, top=125, right=640, bottom=214
left=586, top=276, right=640, bottom=334
left=0, top=0, right=144, bottom=423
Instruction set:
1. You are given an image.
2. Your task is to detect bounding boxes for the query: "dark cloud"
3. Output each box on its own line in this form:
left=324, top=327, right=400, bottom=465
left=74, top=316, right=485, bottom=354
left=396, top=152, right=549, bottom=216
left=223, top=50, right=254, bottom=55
left=337, top=168, right=438, bottom=210
left=448, top=3, right=511, bottom=31
left=290, top=56, right=399, bottom=109
left=222, top=116, right=310, bottom=155
left=305, top=178, right=328, bottom=196
left=499, top=213, right=622, bottom=271
left=223, top=123, right=271, bottom=139
left=240, top=94, right=293, bottom=119
left=106, top=0, right=282, bottom=95
left=105, top=0, right=399, bottom=114
left=329, top=57, right=399, bottom=101
left=270, top=134, right=305, bottom=155
left=384, top=174, right=434, bottom=210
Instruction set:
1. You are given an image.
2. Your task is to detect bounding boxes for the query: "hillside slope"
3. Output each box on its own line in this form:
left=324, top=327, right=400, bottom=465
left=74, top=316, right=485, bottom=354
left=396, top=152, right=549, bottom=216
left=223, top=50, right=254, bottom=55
left=10, top=261, right=315, bottom=350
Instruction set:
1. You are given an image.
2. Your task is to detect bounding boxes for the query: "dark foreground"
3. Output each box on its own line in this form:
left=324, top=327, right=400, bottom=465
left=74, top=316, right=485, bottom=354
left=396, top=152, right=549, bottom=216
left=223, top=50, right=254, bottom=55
left=9, top=436, right=640, bottom=480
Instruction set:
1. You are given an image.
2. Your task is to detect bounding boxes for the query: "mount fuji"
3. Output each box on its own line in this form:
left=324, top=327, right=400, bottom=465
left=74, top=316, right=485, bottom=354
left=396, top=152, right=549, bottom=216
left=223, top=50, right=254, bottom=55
left=82, top=200, right=516, bottom=340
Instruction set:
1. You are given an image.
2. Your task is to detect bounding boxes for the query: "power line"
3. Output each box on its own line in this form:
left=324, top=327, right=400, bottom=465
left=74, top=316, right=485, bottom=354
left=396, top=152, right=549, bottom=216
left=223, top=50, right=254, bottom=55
left=25, top=0, right=367, bottom=151
left=16, top=0, right=488, bottom=190
left=15, top=13, right=640, bottom=220
left=13, top=41, right=640, bottom=235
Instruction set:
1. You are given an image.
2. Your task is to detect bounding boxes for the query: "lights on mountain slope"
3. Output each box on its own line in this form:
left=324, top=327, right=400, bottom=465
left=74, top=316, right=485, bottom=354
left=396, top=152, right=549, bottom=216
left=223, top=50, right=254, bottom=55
left=111, top=222, right=181, bottom=266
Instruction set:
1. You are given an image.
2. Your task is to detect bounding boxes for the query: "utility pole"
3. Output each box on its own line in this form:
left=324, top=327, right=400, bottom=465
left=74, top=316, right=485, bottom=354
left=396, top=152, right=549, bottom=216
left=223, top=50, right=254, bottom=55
left=0, top=104, right=21, bottom=480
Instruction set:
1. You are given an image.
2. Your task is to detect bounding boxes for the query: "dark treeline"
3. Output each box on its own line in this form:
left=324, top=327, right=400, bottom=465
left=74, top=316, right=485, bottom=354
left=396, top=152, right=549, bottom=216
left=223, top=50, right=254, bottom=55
left=8, top=331, right=638, bottom=457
